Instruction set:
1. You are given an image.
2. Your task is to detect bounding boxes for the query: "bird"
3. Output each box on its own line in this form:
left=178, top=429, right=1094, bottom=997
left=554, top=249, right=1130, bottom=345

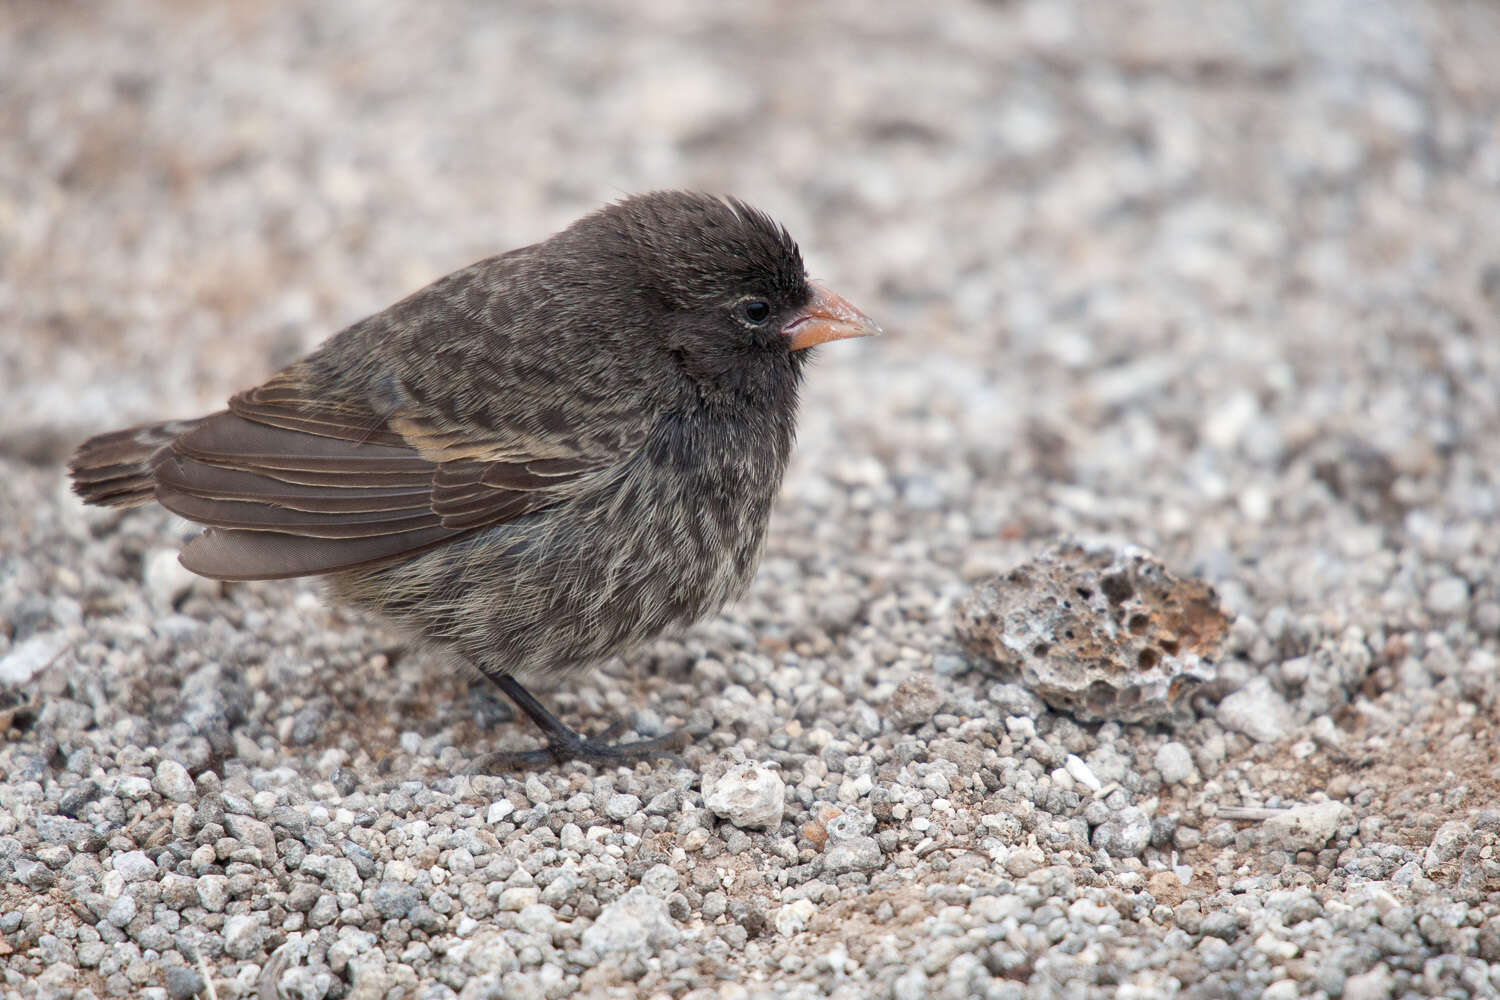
left=68, top=191, right=880, bottom=767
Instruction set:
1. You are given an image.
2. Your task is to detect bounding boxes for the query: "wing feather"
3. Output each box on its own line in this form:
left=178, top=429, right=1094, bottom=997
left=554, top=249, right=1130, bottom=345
left=132, top=254, right=654, bottom=580
left=154, top=373, right=647, bottom=579
left=178, top=525, right=462, bottom=581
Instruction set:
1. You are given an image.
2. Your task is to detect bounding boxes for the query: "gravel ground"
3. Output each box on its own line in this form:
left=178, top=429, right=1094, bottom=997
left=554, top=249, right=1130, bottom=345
left=5, top=1, right=1500, bottom=997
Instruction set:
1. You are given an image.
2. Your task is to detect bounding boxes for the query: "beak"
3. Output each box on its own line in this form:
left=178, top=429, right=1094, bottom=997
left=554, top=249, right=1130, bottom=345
left=781, top=283, right=882, bottom=352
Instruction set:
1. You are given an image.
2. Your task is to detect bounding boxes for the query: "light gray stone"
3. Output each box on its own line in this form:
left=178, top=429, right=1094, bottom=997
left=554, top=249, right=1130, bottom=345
left=706, top=763, right=785, bottom=830
left=604, top=793, right=642, bottom=821
left=1216, top=678, right=1292, bottom=743
left=152, top=760, right=195, bottom=803
left=1092, top=806, right=1152, bottom=858
left=824, top=835, right=882, bottom=873
left=1425, top=576, right=1470, bottom=618
left=111, top=851, right=157, bottom=883
left=222, top=913, right=264, bottom=960
left=1264, top=802, right=1350, bottom=851
left=580, top=886, right=680, bottom=957
left=1155, top=742, right=1197, bottom=784
left=0, top=632, right=66, bottom=685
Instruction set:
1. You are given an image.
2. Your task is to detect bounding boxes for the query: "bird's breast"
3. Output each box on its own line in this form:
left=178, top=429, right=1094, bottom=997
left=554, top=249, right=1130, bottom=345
left=617, top=411, right=792, bottom=607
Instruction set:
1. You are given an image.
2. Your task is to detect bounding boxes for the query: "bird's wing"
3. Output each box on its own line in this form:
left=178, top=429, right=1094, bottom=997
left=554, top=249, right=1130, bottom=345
left=158, top=363, right=651, bottom=582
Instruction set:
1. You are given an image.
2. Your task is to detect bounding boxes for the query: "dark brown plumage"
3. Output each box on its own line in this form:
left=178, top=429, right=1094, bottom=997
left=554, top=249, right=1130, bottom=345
left=69, top=191, right=879, bottom=766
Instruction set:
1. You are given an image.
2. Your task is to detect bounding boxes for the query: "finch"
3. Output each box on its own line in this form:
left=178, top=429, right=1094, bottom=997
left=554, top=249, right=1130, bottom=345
left=69, top=191, right=880, bottom=766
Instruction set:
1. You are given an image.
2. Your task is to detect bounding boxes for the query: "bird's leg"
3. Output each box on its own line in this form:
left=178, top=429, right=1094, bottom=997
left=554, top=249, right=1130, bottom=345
left=475, top=672, right=686, bottom=769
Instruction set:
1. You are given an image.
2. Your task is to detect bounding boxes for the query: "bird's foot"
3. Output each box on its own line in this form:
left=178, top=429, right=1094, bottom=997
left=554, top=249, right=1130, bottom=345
left=477, top=671, right=688, bottom=770
left=475, top=724, right=688, bottom=770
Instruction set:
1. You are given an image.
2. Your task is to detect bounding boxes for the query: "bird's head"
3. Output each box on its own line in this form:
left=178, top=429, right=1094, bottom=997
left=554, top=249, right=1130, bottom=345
left=566, top=191, right=880, bottom=408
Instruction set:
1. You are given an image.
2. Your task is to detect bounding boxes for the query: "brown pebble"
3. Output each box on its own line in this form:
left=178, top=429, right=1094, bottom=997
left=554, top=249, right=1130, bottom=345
left=1147, top=871, right=1186, bottom=907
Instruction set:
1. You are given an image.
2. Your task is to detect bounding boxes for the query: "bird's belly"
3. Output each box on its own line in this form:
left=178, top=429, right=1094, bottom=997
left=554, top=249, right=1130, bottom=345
left=331, top=462, right=774, bottom=679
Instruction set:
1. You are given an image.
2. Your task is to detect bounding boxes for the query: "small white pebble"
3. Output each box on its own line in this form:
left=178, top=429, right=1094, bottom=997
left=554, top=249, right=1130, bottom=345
left=1064, top=754, right=1103, bottom=793
left=1004, top=716, right=1036, bottom=741
left=706, top=763, right=786, bottom=830
left=1154, top=742, right=1197, bottom=784
left=1426, top=576, right=1470, bottom=618
left=144, top=549, right=198, bottom=608
left=0, top=633, right=66, bottom=686
left=773, top=899, right=816, bottom=937
left=498, top=887, right=538, bottom=911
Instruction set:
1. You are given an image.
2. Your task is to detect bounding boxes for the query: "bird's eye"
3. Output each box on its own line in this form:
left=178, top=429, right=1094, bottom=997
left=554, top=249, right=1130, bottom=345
left=738, top=299, right=772, bottom=325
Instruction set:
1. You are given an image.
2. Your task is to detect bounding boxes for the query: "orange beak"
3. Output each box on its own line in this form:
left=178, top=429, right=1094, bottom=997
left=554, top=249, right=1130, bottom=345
left=781, top=283, right=882, bottom=351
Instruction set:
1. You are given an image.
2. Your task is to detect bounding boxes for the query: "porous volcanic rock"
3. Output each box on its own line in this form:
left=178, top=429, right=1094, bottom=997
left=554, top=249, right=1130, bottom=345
left=957, top=538, right=1229, bottom=722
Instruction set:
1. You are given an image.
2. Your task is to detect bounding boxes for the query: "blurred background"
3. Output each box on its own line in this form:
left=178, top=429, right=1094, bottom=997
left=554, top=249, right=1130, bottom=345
left=7, top=5, right=1500, bottom=994
left=5, top=0, right=1500, bottom=622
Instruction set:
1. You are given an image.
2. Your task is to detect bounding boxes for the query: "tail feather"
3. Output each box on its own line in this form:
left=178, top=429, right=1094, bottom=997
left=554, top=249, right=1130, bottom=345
left=69, top=419, right=206, bottom=508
